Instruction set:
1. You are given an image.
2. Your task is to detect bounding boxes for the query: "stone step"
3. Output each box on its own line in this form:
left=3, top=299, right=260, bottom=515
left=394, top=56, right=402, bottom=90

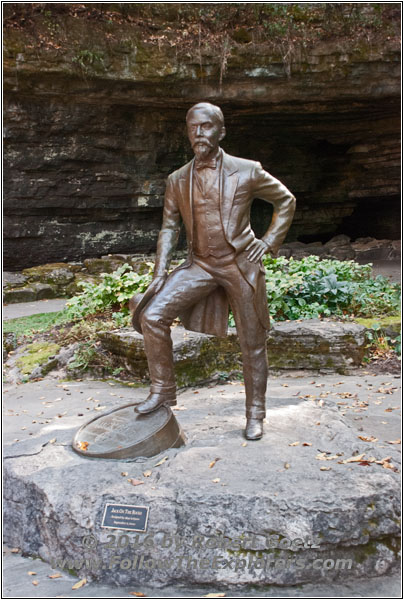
left=98, top=320, right=367, bottom=384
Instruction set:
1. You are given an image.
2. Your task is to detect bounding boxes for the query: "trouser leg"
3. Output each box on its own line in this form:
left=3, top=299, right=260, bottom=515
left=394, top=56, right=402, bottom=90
left=191, top=254, right=269, bottom=420
left=140, top=264, right=217, bottom=396
left=224, top=268, right=268, bottom=420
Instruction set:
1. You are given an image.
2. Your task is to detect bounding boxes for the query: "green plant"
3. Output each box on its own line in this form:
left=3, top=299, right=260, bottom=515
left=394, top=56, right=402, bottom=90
left=65, top=263, right=154, bottom=320
left=364, top=323, right=401, bottom=359
left=72, top=49, right=105, bottom=73
left=67, top=342, right=97, bottom=371
left=262, top=255, right=400, bottom=321
left=394, top=334, right=401, bottom=356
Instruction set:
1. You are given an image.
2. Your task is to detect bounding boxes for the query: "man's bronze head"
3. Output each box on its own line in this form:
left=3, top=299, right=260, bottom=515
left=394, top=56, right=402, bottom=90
left=186, top=102, right=226, bottom=161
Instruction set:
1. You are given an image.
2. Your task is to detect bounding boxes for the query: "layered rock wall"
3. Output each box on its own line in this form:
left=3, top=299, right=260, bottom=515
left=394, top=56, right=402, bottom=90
left=3, top=4, right=400, bottom=269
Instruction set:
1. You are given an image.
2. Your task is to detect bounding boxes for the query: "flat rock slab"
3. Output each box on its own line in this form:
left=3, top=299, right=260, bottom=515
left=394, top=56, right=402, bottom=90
left=99, top=320, right=366, bottom=386
left=3, top=376, right=400, bottom=588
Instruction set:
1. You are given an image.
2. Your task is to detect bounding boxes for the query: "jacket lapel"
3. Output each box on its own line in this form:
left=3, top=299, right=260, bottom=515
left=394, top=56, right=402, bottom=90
left=220, top=151, right=239, bottom=234
left=179, top=159, right=194, bottom=237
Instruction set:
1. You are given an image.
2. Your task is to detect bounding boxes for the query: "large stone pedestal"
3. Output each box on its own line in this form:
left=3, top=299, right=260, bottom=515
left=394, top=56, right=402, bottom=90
left=3, top=378, right=400, bottom=588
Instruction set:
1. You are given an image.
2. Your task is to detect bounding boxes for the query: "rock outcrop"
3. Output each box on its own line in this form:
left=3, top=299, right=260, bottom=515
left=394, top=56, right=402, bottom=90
left=98, top=321, right=366, bottom=381
left=3, top=4, right=400, bottom=269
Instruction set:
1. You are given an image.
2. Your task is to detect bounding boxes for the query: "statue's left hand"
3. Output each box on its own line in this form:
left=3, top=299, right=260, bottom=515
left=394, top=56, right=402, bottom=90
left=246, top=239, right=269, bottom=263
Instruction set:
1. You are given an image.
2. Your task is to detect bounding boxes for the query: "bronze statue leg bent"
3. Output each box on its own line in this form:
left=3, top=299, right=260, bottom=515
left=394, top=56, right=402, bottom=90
left=137, top=254, right=268, bottom=437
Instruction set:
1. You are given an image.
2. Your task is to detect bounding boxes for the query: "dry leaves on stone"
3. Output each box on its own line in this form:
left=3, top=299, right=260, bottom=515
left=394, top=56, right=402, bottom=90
left=358, top=435, right=378, bottom=442
left=316, top=452, right=342, bottom=461
left=72, top=578, right=87, bottom=590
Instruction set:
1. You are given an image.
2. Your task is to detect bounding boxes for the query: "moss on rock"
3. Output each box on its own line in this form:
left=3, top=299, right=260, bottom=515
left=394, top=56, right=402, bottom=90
left=16, top=341, right=61, bottom=375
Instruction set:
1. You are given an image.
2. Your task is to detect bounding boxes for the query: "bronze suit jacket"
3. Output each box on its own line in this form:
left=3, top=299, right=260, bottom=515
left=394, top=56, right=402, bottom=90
left=153, top=150, right=296, bottom=337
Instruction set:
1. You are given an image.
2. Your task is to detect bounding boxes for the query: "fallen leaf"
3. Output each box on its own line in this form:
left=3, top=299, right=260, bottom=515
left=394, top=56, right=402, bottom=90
left=284, top=462, right=290, bottom=469
left=143, top=470, right=152, bottom=477
left=28, top=571, right=37, bottom=575
left=77, top=441, right=89, bottom=452
left=32, top=580, right=39, bottom=586
left=382, top=462, right=399, bottom=472
left=49, top=438, right=56, bottom=444
left=386, top=439, right=401, bottom=445
left=129, top=593, right=147, bottom=597
left=212, top=478, right=220, bottom=483
left=358, top=461, right=372, bottom=466
left=341, top=453, right=366, bottom=464
left=128, top=479, right=144, bottom=486
left=10, top=548, right=20, bottom=553
left=172, top=406, right=187, bottom=411
left=320, top=466, right=331, bottom=471
left=358, top=435, right=378, bottom=442
left=289, top=441, right=299, bottom=446
left=48, top=573, right=62, bottom=579
left=375, top=456, right=392, bottom=464
left=209, top=458, right=221, bottom=468
left=316, top=453, right=341, bottom=461
left=302, top=442, right=312, bottom=447
left=121, top=472, right=128, bottom=477
left=241, top=442, right=247, bottom=447
left=72, top=578, right=87, bottom=590
left=153, top=456, right=168, bottom=467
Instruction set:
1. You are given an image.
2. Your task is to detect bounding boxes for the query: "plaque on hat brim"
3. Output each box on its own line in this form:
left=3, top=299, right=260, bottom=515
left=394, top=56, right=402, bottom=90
left=72, top=403, right=186, bottom=459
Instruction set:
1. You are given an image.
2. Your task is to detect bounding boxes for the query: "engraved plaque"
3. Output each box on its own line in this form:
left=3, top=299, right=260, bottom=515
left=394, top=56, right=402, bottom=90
left=102, top=503, right=149, bottom=532
left=72, top=403, right=185, bottom=459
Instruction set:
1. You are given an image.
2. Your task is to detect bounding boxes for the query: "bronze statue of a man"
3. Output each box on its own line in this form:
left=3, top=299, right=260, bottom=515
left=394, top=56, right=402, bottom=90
left=132, top=102, right=296, bottom=440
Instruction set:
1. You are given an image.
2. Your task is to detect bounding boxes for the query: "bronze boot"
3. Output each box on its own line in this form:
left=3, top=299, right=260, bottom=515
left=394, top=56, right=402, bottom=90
left=245, top=418, right=264, bottom=440
left=135, top=393, right=177, bottom=415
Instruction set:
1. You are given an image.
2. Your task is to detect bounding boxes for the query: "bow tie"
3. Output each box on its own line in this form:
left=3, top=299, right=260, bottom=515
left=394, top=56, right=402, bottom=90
left=195, top=158, right=218, bottom=171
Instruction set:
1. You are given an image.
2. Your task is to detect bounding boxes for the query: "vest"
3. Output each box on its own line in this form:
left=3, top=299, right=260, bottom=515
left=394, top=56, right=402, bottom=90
left=192, top=158, right=233, bottom=258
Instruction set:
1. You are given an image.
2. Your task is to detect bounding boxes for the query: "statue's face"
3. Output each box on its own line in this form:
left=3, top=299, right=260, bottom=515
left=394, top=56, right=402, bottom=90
left=186, top=107, right=225, bottom=161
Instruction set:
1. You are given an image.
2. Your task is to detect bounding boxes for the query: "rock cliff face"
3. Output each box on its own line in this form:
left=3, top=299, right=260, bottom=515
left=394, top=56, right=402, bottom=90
left=3, top=4, right=400, bottom=269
